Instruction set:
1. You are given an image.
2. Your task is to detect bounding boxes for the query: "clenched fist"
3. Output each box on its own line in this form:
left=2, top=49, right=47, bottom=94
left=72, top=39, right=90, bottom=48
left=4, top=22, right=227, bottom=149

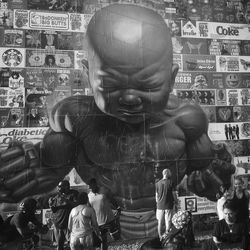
left=0, top=141, right=64, bottom=202
left=187, top=143, right=235, bottom=201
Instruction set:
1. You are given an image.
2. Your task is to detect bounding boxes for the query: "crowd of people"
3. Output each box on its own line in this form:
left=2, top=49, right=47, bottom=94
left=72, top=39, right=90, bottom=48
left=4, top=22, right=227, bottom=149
left=154, top=170, right=250, bottom=250
left=0, top=178, right=121, bottom=250
left=49, top=179, right=121, bottom=250
left=0, top=171, right=249, bottom=250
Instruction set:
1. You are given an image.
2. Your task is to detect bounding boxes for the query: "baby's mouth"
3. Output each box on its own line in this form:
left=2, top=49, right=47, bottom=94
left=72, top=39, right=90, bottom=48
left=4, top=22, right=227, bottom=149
left=117, top=108, right=146, bottom=117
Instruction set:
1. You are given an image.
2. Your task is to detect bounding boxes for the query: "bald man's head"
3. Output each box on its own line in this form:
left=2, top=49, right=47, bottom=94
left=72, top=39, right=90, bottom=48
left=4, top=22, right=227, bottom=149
left=87, top=4, right=173, bottom=74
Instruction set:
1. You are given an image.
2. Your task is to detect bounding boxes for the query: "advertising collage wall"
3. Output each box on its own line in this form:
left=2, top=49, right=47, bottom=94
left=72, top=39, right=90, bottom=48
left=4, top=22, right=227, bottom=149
left=0, top=0, right=250, bottom=234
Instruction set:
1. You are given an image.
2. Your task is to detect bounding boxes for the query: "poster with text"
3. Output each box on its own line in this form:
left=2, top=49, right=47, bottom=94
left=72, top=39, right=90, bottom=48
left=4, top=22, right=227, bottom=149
left=183, top=54, right=216, bottom=71
left=0, top=127, right=48, bottom=150
left=13, top=9, right=91, bottom=33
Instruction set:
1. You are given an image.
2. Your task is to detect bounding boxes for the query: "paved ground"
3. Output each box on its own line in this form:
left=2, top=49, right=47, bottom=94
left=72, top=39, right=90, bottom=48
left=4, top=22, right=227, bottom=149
left=43, top=232, right=214, bottom=250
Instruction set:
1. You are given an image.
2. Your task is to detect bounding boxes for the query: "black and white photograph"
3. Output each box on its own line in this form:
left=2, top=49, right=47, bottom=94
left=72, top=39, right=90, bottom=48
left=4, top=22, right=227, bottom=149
left=1, top=1, right=250, bottom=250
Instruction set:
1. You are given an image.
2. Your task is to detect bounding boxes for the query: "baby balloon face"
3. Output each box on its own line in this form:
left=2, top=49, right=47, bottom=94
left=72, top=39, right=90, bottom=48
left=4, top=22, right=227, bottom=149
left=88, top=45, right=178, bottom=124
left=86, top=4, right=178, bottom=124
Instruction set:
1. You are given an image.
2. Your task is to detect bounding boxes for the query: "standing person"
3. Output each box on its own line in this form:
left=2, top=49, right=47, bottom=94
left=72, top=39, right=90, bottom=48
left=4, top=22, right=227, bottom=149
left=224, top=124, right=229, bottom=140
left=68, top=192, right=100, bottom=250
left=88, top=178, right=121, bottom=250
left=235, top=125, right=240, bottom=140
left=232, top=126, right=236, bottom=140
left=49, top=180, right=78, bottom=250
left=228, top=124, right=233, bottom=140
left=231, top=176, right=249, bottom=224
left=217, top=185, right=232, bottom=220
left=155, top=169, right=178, bottom=241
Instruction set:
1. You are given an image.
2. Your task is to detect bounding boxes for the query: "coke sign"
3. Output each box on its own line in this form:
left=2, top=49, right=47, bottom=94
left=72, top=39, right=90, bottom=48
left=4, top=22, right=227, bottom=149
left=216, top=26, right=239, bottom=36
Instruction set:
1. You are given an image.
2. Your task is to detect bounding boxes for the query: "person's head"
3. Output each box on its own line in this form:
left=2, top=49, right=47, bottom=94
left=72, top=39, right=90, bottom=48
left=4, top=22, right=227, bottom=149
left=88, top=178, right=99, bottom=193
left=39, top=115, right=49, bottom=126
left=162, top=168, right=171, bottom=179
left=19, top=198, right=37, bottom=214
left=223, top=200, right=237, bottom=224
left=57, top=180, right=70, bottom=194
left=87, top=4, right=178, bottom=124
left=243, top=42, right=250, bottom=55
left=169, top=21, right=180, bottom=36
left=77, top=192, right=89, bottom=205
left=30, top=108, right=38, bottom=116
left=45, top=55, right=55, bottom=66
left=236, top=8, right=244, bottom=22
left=46, top=34, right=55, bottom=46
left=194, top=74, right=207, bottom=87
left=234, top=176, right=244, bottom=192
left=39, top=96, right=47, bottom=105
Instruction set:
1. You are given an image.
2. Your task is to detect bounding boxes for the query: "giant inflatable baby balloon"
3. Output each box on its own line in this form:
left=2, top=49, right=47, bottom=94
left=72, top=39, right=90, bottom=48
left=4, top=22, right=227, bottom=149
left=0, top=4, right=234, bottom=238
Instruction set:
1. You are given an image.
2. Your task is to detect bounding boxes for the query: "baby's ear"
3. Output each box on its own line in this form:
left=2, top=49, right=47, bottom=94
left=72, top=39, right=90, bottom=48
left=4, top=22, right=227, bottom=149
left=169, top=63, right=179, bottom=92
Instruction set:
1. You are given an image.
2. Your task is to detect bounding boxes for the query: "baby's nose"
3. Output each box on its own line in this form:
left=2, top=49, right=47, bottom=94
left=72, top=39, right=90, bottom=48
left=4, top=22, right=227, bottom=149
left=119, top=94, right=142, bottom=106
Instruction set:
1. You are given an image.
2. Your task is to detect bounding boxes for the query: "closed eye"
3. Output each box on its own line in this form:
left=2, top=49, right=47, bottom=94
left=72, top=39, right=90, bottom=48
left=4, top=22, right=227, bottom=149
left=132, top=54, right=168, bottom=90
left=137, top=71, right=165, bottom=90
left=101, top=77, right=120, bottom=92
left=99, top=67, right=126, bottom=91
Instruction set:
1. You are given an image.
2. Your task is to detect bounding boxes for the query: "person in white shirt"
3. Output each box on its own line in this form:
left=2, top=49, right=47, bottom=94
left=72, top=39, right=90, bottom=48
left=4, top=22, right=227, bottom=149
left=217, top=185, right=232, bottom=220
left=68, top=192, right=100, bottom=250
left=88, top=178, right=121, bottom=250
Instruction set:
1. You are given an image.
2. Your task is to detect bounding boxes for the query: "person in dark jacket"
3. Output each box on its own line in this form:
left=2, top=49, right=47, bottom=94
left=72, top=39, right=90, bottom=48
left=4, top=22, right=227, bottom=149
left=231, top=176, right=249, bottom=224
left=49, top=180, right=78, bottom=250
left=202, top=200, right=249, bottom=250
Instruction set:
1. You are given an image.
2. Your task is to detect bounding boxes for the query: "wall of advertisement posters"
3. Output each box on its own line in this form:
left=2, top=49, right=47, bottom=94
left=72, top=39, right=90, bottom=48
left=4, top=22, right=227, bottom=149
left=0, top=0, right=250, bottom=241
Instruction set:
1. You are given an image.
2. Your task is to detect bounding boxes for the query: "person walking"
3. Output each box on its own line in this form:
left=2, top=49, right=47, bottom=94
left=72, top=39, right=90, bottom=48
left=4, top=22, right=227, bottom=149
left=88, top=178, right=121, bottom=250
left=155, top=169, right=178, bottom=241
left=68, top=192, right=100, bottom=250
left=49, top=180, right=78, bottom=250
